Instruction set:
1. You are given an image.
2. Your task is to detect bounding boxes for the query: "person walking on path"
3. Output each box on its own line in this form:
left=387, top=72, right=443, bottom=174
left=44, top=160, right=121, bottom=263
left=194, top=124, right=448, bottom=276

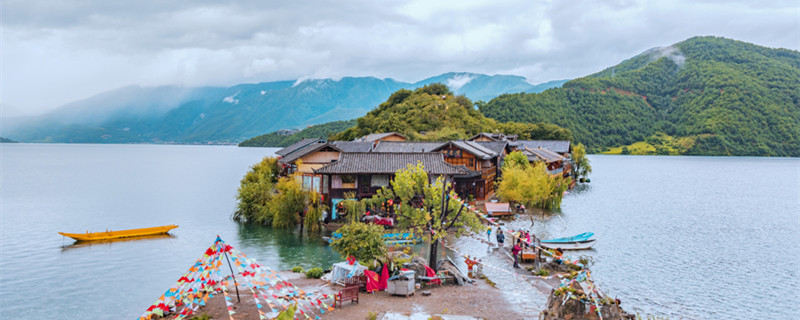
left=487, top=227, right=492, bottom=242
left=512, top=240, right=522, bottom=268
left=496, top=227, right=504, bottom=247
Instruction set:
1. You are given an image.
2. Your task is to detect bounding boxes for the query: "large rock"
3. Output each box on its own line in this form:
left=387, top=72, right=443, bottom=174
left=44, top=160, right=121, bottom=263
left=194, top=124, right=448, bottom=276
left=540, top=282, right=634, bottom=320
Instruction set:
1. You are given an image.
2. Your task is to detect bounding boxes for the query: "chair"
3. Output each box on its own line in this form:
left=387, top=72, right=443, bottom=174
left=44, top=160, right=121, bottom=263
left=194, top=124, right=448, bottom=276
left=343, top=274, right=367, bottom=291
left=334, top=286, right=359, bottom=308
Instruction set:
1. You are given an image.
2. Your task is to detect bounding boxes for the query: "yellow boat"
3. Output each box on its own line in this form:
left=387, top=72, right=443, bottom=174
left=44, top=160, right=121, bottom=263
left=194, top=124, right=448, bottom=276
left=58, top=224, right=179, bottom=241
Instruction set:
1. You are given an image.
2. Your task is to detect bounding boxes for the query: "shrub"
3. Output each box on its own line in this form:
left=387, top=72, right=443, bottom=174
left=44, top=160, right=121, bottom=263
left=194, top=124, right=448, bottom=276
left=305, top=267, right=324, bottom=279
left=366, top=311, right=378, bottom=320
left=291, top=266, right=304, bottom=273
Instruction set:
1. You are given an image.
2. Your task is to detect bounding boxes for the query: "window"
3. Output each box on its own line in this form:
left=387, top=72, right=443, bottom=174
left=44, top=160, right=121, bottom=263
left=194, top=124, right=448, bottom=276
left=302, top=176, right=312, bottom=191
left=312, top=176, right=321, bottom=192
left=371, top=175, right=390, bottom=187
left=322, top=175, right=329, bottom=193
left=341, top=175, right=356, bottom=189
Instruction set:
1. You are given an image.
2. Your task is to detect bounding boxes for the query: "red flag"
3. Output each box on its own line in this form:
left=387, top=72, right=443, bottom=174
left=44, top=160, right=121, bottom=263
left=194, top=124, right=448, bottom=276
left=364, top=270, right=381, bottom=293
left=378, top=263, right=389, bottom=291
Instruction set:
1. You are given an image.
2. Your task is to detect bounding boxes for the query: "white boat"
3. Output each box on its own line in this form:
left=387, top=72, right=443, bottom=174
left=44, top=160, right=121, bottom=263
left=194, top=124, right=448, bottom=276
left=540, top=239, right=597, bottom=250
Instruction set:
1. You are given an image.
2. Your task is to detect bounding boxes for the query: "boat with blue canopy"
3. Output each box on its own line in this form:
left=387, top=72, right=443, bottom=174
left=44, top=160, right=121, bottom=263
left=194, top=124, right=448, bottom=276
left=541, top=232, right=595, bottom=244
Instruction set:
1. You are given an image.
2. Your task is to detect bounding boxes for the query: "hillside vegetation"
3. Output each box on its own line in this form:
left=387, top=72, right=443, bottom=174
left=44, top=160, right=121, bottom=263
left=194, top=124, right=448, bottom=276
left=239, top=120, right=356, bottom=147
left=481, top=36, right=800, bottom=156
left=333, top=84, right=572, bottom=141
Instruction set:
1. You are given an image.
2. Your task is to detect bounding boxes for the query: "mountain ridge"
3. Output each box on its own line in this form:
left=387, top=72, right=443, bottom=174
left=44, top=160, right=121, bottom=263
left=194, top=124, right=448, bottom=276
left=3, top=73, right=563, bottom=143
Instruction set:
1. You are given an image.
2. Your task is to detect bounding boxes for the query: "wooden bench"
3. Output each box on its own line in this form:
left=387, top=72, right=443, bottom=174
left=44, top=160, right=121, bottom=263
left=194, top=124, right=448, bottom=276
left=335, top=285, right=359, bottom=308
left=343, top=274, right=367, bottom=291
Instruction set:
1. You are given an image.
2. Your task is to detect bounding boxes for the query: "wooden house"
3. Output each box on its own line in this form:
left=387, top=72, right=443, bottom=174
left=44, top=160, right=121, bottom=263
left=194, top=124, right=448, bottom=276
left=314, top=152, right=469, bottom=219
left=431, top=140, right=502, bottom=201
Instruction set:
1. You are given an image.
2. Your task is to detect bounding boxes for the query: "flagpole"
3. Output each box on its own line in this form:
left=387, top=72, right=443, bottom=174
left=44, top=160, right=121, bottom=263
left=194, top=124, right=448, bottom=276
left=224, top=250, right=241, bottom=302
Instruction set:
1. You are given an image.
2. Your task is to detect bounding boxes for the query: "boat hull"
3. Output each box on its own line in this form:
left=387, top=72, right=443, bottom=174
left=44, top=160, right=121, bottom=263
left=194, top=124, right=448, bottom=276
left=540, top=239, right=596, bottom=250
left=58, top=225, right=178, bottom=242
left=541, top=232, right=595, bottom=244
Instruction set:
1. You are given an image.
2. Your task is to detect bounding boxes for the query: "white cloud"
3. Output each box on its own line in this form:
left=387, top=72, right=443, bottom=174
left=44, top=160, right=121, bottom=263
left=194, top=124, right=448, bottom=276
left=1, top=0, right=797, bottom=112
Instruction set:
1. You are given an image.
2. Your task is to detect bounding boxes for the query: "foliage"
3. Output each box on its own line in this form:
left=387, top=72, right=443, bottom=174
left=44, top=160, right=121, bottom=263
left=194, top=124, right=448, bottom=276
left=571, top=143, right=592, bottom=181
left=331, top=83, right=572, bottom=142
left=339, top=192, right=367, bottom=223
left=503, top=150, right=529, bottom=169
left=497, top=158, right=571, bottom=210
left=534, top=269, right=550, bottom=277
left=480, top=36, right=800, bottom=156
left=330, top=222, right=387, bottom=263
left=275, top=304, right=296, bottom=320
left=232, top=157, right=280, bottom=223
left=305, top=267, right=324, bottom=279
left=239, top=120, right=357, bottom=147
left=233, top=158, right=325, bottom=231
left=291, top=266, right=304, bottom=273
left=371, top=163, right=484, bottom=269
left=189, top=313, right=212, bottom=320
left=366, top=311, right=378, bottom=320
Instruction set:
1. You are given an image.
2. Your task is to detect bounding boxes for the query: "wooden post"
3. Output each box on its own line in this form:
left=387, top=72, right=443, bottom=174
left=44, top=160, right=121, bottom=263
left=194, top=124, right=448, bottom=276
left=224, top=250, right=241, bottom=302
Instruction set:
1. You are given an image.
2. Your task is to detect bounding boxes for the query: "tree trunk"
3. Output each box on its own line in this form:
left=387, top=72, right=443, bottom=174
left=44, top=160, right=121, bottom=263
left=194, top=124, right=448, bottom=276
left=428, top=234, right=439, bottom=271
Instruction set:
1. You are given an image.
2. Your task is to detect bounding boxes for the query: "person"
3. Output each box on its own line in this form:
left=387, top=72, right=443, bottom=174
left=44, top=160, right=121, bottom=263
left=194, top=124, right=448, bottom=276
left=486, top=227, right=492, bottom=242
left=512, top=240, right=522, bottom=268
left=496, top=227, right=504, bottom=247
left=554, top=247, right=564, bottom=264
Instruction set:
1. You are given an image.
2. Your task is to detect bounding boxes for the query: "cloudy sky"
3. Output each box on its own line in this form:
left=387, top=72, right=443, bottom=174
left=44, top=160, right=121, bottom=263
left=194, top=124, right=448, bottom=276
left=2, top=0, right=798, bottom=114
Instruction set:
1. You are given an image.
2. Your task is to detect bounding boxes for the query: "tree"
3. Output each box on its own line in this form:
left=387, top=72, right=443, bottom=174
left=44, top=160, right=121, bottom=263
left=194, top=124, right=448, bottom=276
left=497, top=153, right=572, bottom=210
left=330, top=222, right=387, bottom=264
left=233, top=157, right=279, bottom=223
left=374, top=163, right=483, bottom=270
left=571, top=143, right=592, bottom=181
left=233, top=157, right=326, bottom=231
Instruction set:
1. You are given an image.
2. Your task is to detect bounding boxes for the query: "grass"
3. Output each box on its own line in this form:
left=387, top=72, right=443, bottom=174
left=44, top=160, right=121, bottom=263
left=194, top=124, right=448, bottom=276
left=190, top=313, right=212, bottom=320
left=291, top=266, right=304, bottom=273
left=366, top=311, right=378, bottom=320
left=479, top=274, right=497, bottom=288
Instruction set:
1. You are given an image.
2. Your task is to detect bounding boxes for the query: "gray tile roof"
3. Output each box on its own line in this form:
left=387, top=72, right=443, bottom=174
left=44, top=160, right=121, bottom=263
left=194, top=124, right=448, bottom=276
left=330, top=141, right=374, bottom=152
left=276, top=138, right=324, bottom=156
left=512, top=140, right=571, bottom=154
left=372, top=141, right=447, bottom=153
left=523, top=147, right=564, bottom=163
left=278, top=141, right=336, bottom=164
left=473, top=141, right=509, bottom=155
left=467, top=132, right=518, bottom=141
left=314, top=152, right=470, bottom=175
left=356, top=132, right=407, bottom=142
left=433, top=140, right=498, bottom=159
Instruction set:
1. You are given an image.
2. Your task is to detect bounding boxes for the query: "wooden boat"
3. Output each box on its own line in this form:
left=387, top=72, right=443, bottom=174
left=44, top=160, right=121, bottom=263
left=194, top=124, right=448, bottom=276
left=540, top=239, right=597, bottom=250
left=541, top=232, right=594, bottom=243
left=58, top=225, right=179, bottom=241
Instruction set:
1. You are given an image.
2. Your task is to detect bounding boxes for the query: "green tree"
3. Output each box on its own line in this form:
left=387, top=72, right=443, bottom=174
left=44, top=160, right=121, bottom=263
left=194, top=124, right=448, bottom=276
left=232, top=157, right=280, bottom=223
left=571, top=143, right=592, bottom=181
left=503, top=150, right=529, bottom=169
left=497, top=160, right=571, bottom=210
left=330, top=222, right=387, bottom=263
left=374, top=163, right=483, bottom=270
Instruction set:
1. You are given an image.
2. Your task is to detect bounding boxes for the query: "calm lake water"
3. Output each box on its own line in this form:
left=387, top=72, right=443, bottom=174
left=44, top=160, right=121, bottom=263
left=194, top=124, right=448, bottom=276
left=1, top=144, right=798, bottom=319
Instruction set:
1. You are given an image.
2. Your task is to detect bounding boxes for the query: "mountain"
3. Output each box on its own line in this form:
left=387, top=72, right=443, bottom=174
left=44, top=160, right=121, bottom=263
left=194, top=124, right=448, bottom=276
left=3, top=73, right=563, bottom=144
left=480, top=36, right=800, bottom=156
left=331, top=83, right=572, bottom=142
left=238, top=119, right=356, bottom=147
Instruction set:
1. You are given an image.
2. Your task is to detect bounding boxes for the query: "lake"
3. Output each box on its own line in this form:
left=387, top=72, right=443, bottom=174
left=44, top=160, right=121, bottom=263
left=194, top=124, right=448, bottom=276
left=0, top=144, right=798, bottom=319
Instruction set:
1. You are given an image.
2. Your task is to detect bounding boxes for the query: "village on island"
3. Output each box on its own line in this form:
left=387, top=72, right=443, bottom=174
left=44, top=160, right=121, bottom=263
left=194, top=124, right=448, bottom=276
left=132, top=127, right=641, bottom=320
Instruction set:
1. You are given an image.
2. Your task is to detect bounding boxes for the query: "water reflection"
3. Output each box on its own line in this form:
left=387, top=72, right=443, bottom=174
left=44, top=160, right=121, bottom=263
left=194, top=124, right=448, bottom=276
left=59, top=234, right=176, bottom=252
left=235, top=223, right=341, bottom=270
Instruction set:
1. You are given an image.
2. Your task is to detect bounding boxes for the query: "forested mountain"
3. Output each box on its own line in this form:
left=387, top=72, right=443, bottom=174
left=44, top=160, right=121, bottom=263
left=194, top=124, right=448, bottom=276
left=3, top=73, right=562, bottom=144
left=480, top=36, right=800, bottom=156
left=239, top=120, right=356, bottom=147
left=331, top=84, right=572, bottom=142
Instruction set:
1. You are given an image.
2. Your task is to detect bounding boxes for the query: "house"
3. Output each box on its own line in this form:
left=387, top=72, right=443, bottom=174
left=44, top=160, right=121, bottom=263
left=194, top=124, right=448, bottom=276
left=355, top=132, right=407, bottom=143
left=275, top=140, right=373, bottom=193
left=521, top=147, right=571, bottom=178
left=511, top=140, right=571, bottom=156
left=314, top=152, right=470, bottom=218
left=431, top=140, right=501, bottom=201
left=467, top=132, right=518, bottom=142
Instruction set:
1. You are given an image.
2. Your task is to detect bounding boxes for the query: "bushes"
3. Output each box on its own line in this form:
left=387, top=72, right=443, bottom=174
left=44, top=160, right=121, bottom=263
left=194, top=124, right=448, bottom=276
left=305, top=267, right=324, bottom=279
left=330, top=222, right=387, bottom=264
left=291, top=266, right=304, bottom=273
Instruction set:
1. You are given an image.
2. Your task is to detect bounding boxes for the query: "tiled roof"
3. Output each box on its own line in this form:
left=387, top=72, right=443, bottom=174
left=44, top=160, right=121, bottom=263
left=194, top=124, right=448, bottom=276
left=512, top=140, right=571, bottom=154
left=372, top=141, right=447, bottom=153
left=330, top=141, right=374, bottom=152
left=278, top=141, right=337, bottom=164
left=523, top=147, right=564, bottom=163
left=314, top=152, right=470, bottom=175
left=467, top=132, right=518, bottom=141
left=276, top=138, right=324, bottom=156
left=356, top=132, right=407, bottom=142
left=433, top=140, right=498, bottom=159
left=473, top=141, right=509, bottom=155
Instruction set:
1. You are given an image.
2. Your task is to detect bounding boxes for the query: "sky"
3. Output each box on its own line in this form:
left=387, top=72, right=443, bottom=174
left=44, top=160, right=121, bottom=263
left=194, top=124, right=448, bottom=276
left=2, top=0, right=798, bottom=114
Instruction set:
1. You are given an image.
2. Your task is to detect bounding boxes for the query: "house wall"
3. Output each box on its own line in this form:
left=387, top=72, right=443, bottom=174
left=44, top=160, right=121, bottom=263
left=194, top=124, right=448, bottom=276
left=380, top=134, right=406, bottom=141
left=297, top=151, right=340, bottom=173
